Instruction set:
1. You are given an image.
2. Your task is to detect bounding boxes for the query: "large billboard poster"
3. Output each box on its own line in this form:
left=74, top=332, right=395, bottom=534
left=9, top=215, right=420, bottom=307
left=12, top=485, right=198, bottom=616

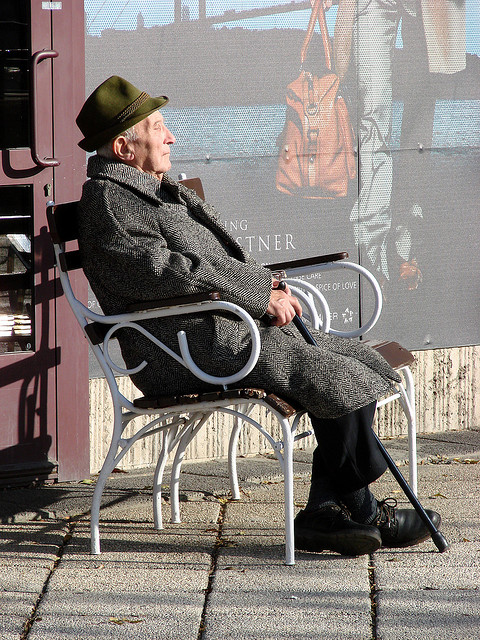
left=83, top=1, right=480, bottom=351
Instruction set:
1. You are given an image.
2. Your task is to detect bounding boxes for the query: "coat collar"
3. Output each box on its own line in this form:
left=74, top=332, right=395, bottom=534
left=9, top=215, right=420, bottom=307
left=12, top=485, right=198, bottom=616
left=87, top=155, right=164, bottom=205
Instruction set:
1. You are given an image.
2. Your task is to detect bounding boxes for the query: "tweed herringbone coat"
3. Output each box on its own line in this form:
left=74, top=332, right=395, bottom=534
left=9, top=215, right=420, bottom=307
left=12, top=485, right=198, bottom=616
left=78, top=156, right=400, bottom=418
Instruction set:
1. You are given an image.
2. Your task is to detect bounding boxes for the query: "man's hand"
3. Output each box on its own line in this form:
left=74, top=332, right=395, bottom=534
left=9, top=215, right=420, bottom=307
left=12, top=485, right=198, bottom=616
left=267, top=282, right=303, bottom=327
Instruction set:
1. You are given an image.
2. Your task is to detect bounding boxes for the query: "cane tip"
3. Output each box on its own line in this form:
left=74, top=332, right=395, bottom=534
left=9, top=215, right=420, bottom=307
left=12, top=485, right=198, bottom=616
left=432, top=531, right=450, bottom=553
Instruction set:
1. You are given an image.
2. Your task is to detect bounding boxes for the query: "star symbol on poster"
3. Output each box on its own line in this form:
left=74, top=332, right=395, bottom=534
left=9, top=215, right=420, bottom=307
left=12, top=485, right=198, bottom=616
left=342, top=308, right=354, bottom=324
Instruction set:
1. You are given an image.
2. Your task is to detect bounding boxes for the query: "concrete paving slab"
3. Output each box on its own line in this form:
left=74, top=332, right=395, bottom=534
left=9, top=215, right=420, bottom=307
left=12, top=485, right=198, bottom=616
left=203, top=591, right=371, bottom=640
left=27, top=516, right=215, bottom=640
left=0, top=613, right=28, bottom=640
left=205, top=554, right=372, bottom=640
left=371, top=446, right=480, bottom=640
left=0, top=523, right=66, bottom=604
left=1, top=561, right=55, bottom=597
left=418, top=427, right=480, bottom=450
left=221, top=503, right=291, bottom=566
left=371, top=459, right=480, bottom=498
left=66, top=510, right=220, bottom=559
left=224, top=472, right=310, bottom=506
left=29, top=610, right=202, bottom=640
left=376, top=589, right=480, bottom=640
left=179, top=454, right=312, bottom=485
left=0, top=484, right=95, bottom=522
left=0, top=521, right=68, bottom=554
left=0, top=588, right=41, bottom=617
left=0, top=522, right=67, bottom=639
left=375, top=541, right=480, bottom=583
left=383, top=428, right=480, bottom=463
left=55, top=521, right=214, bottom=568
left=97, top=489, right=221, bottom=524
left=202, top=488, right=373, bottom=640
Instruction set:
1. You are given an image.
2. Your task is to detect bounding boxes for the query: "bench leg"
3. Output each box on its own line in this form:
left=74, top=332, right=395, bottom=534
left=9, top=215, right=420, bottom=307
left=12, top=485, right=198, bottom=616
left=228, top=408, right=246, bottom=501
left=91, top=444, right=119, bottom=554
left=402, top=366, right=418, bottom=495
left=153, top=430, right=171, bottom=530
left=278, top=415, right=296, bottom=566
left=170, top=415, right=210, bottom=524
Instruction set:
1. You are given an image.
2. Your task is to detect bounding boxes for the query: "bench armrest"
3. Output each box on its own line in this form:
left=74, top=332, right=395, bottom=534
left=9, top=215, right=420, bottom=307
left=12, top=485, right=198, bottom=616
left=264, top=253, right=383, bottom=339
left=265, top=252, right=348, bottom=272
left=84, top=295, right=261, bottom=389
left=126, top=291, right=221, bottom=312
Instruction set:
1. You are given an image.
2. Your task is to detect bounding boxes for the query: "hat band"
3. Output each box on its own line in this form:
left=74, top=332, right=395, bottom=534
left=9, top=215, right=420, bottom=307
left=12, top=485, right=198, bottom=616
left=111, top=91, right=150, bottom=125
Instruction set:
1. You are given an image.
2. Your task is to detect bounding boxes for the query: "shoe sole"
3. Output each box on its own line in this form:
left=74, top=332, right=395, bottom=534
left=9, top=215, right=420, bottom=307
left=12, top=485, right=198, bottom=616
left=295, top=529, right=382, bottom=556
left=381, top=531, right=432, bottom=548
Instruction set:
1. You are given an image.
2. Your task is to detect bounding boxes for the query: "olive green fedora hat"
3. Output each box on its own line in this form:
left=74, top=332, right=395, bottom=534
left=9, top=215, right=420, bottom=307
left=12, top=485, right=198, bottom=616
left=76, top=76, right=168, bottom=152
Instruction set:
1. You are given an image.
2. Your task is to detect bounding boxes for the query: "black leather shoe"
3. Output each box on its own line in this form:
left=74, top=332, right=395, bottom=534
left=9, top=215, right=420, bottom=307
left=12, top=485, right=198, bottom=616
left=294, top=504, right=382, bottom=556
left=375, top=498, right=441, bottom=548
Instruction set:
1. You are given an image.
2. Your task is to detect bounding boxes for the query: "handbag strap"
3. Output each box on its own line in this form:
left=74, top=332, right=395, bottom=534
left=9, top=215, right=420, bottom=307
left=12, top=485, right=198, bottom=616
left=300, top=0, right=333, bottom=71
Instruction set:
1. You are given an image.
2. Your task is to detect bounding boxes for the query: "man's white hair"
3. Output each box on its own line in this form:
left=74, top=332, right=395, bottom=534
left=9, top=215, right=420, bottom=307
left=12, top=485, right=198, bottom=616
left=96, top=124, right=138, bottom=159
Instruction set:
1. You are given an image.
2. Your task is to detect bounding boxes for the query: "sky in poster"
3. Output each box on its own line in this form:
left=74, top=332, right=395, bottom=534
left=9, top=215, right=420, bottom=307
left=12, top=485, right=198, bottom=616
left=84, top=0, right=480, bottom=54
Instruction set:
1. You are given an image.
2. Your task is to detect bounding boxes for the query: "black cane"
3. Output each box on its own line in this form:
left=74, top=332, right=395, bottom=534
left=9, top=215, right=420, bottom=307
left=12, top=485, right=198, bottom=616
left=277, top=282, right=449, bottom=552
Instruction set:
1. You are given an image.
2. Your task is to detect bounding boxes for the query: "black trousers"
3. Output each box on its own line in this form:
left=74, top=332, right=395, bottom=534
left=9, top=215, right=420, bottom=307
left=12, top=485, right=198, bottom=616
left=309, top=401, right=387, bottom=494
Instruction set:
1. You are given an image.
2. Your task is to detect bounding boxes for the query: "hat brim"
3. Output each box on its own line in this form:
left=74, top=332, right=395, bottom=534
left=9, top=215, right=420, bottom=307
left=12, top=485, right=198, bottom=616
left=78, top=95, right=169, bottom=152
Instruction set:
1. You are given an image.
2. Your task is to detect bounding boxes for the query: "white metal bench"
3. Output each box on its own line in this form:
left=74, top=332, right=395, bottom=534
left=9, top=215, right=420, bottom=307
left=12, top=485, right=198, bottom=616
left=46, top=178, right=418, bottom=565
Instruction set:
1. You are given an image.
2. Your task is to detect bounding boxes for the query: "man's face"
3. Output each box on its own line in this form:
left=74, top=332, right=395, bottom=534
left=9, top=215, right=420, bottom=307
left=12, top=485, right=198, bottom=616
left=127, top=111, right=175, bottom=179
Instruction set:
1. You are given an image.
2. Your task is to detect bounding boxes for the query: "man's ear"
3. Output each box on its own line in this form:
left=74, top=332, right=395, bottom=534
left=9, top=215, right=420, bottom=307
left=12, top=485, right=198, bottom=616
left=112, top=135, right=134, bottom=162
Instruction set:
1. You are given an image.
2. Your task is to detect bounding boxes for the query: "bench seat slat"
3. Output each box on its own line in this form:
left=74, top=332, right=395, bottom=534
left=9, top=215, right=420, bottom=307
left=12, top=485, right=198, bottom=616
left=133, top=388, right=299, bottom=417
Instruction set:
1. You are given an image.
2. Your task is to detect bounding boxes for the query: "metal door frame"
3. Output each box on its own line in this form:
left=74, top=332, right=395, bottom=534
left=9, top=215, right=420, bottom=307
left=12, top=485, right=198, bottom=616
left=0, top=0, right=89, bottom=484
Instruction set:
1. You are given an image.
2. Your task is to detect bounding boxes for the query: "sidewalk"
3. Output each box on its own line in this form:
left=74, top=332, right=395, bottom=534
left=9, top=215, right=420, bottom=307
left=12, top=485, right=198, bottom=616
left=1, top=429, right=479, bottom=640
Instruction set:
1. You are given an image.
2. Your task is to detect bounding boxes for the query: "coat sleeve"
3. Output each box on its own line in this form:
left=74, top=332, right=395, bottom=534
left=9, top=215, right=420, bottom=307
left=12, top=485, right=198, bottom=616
left=80, top=180, right=273, bottom=319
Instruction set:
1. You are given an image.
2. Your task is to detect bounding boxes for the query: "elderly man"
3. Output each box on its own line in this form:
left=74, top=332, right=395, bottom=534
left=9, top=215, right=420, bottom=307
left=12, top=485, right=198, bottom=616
left=76, top=76, right=440, bottom=556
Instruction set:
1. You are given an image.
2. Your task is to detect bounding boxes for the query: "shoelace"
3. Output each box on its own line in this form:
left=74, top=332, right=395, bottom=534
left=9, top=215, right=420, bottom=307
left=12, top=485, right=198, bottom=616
left=376, top=498, right=398, bottom=527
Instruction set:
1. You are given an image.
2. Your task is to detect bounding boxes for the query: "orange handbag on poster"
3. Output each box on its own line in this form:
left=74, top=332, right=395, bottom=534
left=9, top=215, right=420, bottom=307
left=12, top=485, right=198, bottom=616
left=276, top=0, right=356, bottom=198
